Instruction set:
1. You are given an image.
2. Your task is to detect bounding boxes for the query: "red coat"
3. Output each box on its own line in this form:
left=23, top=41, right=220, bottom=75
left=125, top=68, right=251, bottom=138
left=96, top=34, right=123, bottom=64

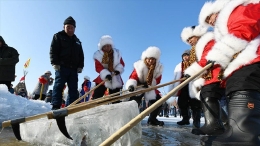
left=125, top=60, right=163, bottom=101
left=93, top=49, right=125, bottom=89
left=185, top=32, right=222, bottom=99
left=206, top=1, right=260, bottom=80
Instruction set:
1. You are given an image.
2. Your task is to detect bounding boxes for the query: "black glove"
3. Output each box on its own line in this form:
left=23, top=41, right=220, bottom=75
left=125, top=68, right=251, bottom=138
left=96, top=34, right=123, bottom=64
left=206, top=60, right=215, bottom=67
left=143, top=82, right=149, bottom=88
left=184, top=74, right=190, bottom=79
left=128, top=85, right=135, bottom=92
left=105, top=75, right=112, bottom=81
left=114, top=70, right=120, bottom=75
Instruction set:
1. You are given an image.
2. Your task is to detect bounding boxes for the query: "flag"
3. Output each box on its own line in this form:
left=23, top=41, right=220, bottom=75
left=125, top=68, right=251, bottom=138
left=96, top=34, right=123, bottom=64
left=20, top=76, right=25, bottom=81
left=24, top=58, right=31, bottom=68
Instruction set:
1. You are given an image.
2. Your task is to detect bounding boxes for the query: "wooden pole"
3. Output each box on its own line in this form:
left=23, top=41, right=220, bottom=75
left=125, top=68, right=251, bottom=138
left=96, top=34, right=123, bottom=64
left=99, top=63, right=212, bottom=146
left=1, top=78, right=183, bottom=128
left=47, top=79, right=185, bottom=119
left=39, top=83, right=44, bottom=100
left=68, top=79, right=107, bottom=106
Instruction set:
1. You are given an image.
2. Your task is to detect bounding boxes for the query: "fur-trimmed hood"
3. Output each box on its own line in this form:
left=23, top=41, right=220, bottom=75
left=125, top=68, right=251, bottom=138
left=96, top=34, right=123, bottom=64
left=181, top=25, right=208, bottom=44
left=141, top=46, right=161, bottom=61
left=98, top=35, right=114, bottom=50
left=199, top=0, right=231, bottom=27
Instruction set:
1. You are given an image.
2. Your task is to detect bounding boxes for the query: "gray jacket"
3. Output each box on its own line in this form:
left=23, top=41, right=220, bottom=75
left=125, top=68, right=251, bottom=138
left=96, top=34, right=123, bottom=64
left=33, top=74, right=53, bottom=95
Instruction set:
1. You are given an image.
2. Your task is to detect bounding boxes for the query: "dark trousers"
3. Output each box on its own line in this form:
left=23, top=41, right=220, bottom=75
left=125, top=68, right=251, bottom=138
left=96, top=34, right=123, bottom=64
left=33, top=94, right=46, bottom=101
left=92, top=84, right=122, bottom=103
left=52, top=66, right=78, bottom=107
left=178, top=85, right=201, bottom=117
left=148, top=94, right=162, bottom=121
left=0, top=81, right=11, bottom=90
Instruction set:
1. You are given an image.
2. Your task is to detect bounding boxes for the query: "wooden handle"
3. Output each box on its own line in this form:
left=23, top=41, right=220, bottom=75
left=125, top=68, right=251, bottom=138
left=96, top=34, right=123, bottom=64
left=39, top=83, right=44, bottom=100
left=2, top=120, right=11, bottom=128
left=68, top=79, right=108, bottom=107
left=57, top=79, right=185, bottom=117
left=99, top=63, right=213, bottom=146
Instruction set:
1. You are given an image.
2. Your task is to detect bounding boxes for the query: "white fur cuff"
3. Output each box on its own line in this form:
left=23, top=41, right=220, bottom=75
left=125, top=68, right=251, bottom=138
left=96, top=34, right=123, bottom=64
left=114, top=64, right=124, bottom=74
left=184, top=62, right=203, bottom=77
left=144, top=90, right=156, bottom=100
left=206, top=43, right=233, bottom=68
left=125, top=79, right=137, bottom=89
left=100, top=69, right=110, bottom=80
left=221, top=34, right=248, bottom=53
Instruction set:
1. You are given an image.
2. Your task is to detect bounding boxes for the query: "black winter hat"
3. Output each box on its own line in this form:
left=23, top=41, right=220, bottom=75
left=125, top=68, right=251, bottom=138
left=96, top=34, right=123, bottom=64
left=64, top=16, right=76, bottom=27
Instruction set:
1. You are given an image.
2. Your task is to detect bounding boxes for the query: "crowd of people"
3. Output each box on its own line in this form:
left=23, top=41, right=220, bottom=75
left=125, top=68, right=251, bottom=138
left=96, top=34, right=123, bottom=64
left=1, top=0, right=260, bottom=145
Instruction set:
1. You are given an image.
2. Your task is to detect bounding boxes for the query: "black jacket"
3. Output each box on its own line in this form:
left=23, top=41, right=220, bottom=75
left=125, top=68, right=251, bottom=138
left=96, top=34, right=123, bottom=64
left=0, top=36, right=19, bottom=81
left=50, top=30, right=84, bottom=69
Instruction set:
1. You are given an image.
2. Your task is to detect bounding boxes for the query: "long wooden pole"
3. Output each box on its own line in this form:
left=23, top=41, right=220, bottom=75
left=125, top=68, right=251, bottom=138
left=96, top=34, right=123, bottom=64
left=1, top=79, right=183, bottom=128
left=46, top=79, right=185, bottom=119
left=39, top=83, right=44, bottom=100
left=99, top=63, right=212, bottom=146
left=68, top=79, right=107, bottom=106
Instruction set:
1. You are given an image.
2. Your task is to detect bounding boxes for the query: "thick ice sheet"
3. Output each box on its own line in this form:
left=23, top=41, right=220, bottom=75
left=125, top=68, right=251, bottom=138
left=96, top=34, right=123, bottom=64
left=20, top=101, right=142, bottom=146
left=0, top=85, right=52, bottom=126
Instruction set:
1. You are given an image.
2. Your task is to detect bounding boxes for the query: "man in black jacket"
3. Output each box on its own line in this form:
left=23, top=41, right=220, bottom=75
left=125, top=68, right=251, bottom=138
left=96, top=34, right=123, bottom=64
left=0, top=36, right=19, bottom=90
left=50, top=16, right=84, bottom=110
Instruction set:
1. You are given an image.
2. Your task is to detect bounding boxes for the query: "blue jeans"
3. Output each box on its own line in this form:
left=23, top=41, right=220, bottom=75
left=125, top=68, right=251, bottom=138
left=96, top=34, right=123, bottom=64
left=52, top=66, right=78, bottom=107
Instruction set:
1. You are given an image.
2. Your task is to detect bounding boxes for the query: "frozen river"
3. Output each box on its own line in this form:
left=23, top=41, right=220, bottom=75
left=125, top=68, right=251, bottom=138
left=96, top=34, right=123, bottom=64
left=0, top=116, right=203, bottom=146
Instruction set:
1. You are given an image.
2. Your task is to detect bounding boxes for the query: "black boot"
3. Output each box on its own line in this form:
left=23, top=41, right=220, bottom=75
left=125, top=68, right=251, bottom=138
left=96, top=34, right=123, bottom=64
left=147, top=104, right=164, bottom=126
left=192, top=108, right=201, bottom=128
left=220, top=107, right=229, bottom=129
left=201, top=91, right=260, bottom=146
left=191, top=97, right=225, bottom=135
left=177, top=108, right=190, bottom=125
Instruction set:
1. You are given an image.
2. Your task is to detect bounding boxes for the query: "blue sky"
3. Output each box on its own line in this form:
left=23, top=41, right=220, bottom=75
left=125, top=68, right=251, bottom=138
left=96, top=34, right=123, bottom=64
left=0, top=0, right=206, bottom=94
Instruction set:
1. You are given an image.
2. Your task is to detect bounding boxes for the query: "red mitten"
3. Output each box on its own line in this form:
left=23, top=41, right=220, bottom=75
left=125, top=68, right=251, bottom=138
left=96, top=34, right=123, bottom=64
left=39, top=77, right=47, bottom=84
left=83, top=86, right=88, bottom=92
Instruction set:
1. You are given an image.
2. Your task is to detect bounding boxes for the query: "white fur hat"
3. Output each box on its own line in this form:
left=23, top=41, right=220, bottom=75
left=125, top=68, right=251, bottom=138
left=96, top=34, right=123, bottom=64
left=98, top=35, right=114, bottom=50
left=84, top=76, right=90, bottom=80
left=181, top=25, right=208, bottom=44
left=141, top=46, right=161, bottom=61
left=199, top=0, right=231, bottom=27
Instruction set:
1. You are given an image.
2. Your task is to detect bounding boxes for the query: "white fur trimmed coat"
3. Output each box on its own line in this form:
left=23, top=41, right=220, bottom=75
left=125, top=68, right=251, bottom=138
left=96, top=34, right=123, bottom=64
left=93, top=48, right=125, bottom=89
left=125, top=60, right=163, bottom=101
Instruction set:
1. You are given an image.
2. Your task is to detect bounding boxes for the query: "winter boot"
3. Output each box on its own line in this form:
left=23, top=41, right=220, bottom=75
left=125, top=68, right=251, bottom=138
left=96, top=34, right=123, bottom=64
left=147, top=104, right=164, bottom=126
left=220, top=107, right=229, bottom=129
left=192, top=108, right=201, bottom=128
left=201, top=91, right=260, bottom=146
left=191, top=97, right=225, bottom=135
left=177, top=108, right=190, bottom=125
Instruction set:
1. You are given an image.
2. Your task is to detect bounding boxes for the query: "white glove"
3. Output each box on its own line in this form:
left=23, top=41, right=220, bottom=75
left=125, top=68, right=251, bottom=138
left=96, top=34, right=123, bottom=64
left=53, top=65, right=60, bottom=71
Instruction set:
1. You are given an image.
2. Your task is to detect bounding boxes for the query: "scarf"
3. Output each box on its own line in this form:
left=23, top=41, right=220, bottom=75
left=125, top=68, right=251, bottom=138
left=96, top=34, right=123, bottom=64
left=189, top=46, right=197, bottom=64
left=102, top=49, right=114, bottom=72
left=144, top=60, right=156, bottom=86
left=182, top=61, right=191, bottom=73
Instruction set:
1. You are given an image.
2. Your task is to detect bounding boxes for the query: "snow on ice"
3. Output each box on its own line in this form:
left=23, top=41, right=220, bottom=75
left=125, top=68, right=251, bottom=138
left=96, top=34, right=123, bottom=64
left=0, top=84, right=52, bottom=125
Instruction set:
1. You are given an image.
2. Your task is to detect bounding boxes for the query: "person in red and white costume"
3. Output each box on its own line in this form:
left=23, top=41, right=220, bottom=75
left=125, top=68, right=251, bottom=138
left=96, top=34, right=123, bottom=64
left=92, top=35, right=125, bottom=103
left=170, top=25, right=207, bottom=129
left=182, top=25, right=228, bottom=136
left=126, top=46, right=164, bottom=126
left=199, top=0, right=260, bottom=145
